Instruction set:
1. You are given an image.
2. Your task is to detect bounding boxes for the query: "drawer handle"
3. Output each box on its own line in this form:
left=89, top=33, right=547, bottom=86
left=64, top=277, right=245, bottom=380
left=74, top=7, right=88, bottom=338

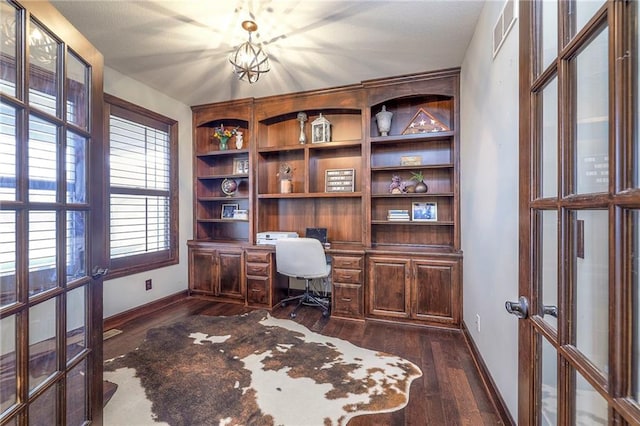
left=251, top=288, right=261, bottom=292
left=337, top=274, right=355, bottom=281
left=341, top=297, right=352, bottom=302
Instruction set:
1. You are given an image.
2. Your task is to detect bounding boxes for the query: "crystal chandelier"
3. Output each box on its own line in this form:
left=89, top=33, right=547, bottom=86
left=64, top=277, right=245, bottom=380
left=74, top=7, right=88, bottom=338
left=229, top=20, right=270, bottom=84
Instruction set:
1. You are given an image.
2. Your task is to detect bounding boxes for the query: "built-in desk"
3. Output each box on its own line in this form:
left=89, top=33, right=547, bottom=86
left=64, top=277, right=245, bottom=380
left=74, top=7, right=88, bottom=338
left=187, top=240, right=366, bottom=319
left=188, top=240, right=460, bottom=326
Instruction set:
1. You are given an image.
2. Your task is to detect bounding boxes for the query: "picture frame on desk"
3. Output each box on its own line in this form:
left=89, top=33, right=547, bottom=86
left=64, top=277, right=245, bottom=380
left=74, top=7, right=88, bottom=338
left=221, top=203, right=239, bottom=219
left=412, top=201, right=437, bottom=221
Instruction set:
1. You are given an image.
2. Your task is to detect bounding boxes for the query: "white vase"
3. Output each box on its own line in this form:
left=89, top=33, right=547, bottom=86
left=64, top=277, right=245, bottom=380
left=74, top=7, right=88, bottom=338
left=235, top=131, right=243, bottom=149
left=375, top=105, right=393, bottom=136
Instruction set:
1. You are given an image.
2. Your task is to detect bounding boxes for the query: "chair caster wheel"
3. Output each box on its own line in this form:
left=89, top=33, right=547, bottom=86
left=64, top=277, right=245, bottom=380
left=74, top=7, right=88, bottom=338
left=322, top=310, right=329, bottom=318
left=281, top=302, right=287, bottom=307
left=290, top=312, right=297, bottom=318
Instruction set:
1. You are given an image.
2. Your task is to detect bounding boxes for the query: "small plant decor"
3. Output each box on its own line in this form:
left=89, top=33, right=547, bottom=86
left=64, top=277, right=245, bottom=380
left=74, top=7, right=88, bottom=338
left=410, top=171, right=422, bottom=181
left=410, top=171, right=428, bottom=193
left=277, top=163, right=293, bottom=193
left=277, top=163, right=293, bottom=181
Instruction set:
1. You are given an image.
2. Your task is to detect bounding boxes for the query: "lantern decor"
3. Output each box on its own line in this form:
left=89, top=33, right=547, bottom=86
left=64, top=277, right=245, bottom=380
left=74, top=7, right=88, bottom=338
left=311, top=113, right=331, bottom=143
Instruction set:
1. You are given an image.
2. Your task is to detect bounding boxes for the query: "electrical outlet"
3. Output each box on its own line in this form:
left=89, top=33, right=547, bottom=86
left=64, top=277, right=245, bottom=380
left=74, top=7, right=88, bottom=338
left=475, top=314, right=481, bottom=332
left=145, top=279, right=152, bottom=291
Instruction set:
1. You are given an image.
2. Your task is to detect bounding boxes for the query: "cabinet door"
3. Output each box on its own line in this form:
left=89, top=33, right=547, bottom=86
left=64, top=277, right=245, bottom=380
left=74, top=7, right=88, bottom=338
left=218, top=250, right=244, bottom=299
left=367, top=256, right=411, bottom=318
left=189, top=249, right=217, bottom=294
left=413, top=259, right=460, bottom=324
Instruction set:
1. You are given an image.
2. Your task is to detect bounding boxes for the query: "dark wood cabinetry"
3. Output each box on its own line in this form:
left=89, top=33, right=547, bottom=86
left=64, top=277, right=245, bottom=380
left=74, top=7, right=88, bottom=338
left=365, top=71, right=459, bottom=250
left=192, top=99, right=253, bottom=243
left=368, top=256, right=411, bottom=319
left=188, top=242, right=245, bottom=302
left=253, top=88, right=365, bottom=247
left=188, top=68, right=462, bottom=327
left=330, top=252, right=365, bottom=319
left=245, top=247, right=287, bottom=308
left=368, top=254, right=461, bottom=325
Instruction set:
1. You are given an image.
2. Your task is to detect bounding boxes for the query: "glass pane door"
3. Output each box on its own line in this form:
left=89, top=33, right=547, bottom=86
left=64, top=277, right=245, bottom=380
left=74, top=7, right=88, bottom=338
left=0, top=1, right=104, bottom=424
left=521, top=1, right=640, bottom=425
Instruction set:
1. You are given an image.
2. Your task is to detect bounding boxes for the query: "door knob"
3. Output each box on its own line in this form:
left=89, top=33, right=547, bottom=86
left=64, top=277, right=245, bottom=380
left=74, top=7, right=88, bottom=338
left=542, top=304, right=558, bottom=318
left=91, top=266, right=109, bottom=279
left=505, top=296, right=529, bottom=319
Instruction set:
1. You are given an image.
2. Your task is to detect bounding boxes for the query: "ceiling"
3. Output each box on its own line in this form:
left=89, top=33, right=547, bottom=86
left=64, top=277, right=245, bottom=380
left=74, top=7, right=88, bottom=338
left=49, top=0, right=485, bottom=107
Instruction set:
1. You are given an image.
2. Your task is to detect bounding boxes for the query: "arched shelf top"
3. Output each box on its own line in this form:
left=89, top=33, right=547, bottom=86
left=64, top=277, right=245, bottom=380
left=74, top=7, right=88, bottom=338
left=370, top=94, right=453, bottom=111
left=196, top=118, right=250, bottom=130
left=259, top=108, right=361, bottom=126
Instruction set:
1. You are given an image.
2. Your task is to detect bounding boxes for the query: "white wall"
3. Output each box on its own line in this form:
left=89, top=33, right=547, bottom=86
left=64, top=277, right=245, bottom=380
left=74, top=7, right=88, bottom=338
left=460, top=0, right=519, bottom=419
left=102, top=67, right=193, bottom=319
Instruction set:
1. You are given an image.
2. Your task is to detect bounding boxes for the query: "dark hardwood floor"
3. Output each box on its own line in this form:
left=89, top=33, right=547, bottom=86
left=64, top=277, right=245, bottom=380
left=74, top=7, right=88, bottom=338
left=103, top=297, right=505, bottom=425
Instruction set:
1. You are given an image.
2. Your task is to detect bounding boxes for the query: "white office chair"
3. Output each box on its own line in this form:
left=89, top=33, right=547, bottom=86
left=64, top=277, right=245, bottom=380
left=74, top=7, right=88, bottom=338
left=275, top=238, right=331, bottom=318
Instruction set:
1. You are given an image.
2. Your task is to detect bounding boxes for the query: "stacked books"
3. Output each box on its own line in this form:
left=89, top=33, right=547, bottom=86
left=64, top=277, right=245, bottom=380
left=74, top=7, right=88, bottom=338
left=387, top=209, right=410, bottom=221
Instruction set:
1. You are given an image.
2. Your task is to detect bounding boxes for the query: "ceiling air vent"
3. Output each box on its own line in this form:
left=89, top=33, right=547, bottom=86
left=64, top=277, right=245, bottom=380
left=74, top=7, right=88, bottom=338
left=492, top=0, right=517, bottom=58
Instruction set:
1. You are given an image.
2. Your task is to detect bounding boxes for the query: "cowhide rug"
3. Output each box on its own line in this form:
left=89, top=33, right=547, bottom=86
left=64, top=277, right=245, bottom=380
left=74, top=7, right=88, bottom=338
left=104, top=310, right=422, bottom=425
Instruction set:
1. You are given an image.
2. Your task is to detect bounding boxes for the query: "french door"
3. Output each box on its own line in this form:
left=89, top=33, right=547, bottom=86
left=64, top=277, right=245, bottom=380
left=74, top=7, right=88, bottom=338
left=518, top=0, right=640, bottom=425
left=0, top=0, right=105, bottom=424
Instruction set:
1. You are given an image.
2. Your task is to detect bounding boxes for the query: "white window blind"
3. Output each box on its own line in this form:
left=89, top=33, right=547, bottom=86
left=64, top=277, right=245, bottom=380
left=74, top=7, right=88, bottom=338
left=109, top=115, right=170, bottom=260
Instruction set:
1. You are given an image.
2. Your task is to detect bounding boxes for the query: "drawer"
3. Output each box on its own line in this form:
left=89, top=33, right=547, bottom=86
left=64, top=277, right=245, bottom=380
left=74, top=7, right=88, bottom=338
left=332, top=283, right=363, bottom=318
left=332, top=255, right=363, bottom=269
left=246, top=262, right=270, bottom=276
left=245, top=251, right=271, bottom=263
left=333, top=268, right=362, bottom=284
left=247, top=277, right=270, bottom=306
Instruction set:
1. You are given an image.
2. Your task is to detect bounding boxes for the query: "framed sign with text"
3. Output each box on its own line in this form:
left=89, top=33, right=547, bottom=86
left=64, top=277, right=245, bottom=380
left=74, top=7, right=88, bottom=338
left=325, top=168, right=355, bottom=193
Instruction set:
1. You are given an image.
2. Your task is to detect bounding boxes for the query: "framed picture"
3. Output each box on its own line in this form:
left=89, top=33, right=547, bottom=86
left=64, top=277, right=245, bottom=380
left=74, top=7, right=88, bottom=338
left=233, top=158, right=249, bottom=175
left=232, top=209, right=248, bottom=220
left=400, top=155, right=422, bottom=166
left=221, top=203, right=239, bottom=219
left=411, top=202, right=437, bottom=221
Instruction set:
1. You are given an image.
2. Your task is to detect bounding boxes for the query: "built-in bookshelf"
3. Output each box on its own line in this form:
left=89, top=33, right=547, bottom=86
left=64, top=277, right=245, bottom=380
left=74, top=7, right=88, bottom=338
left=189, top=69, right=462, bottom=326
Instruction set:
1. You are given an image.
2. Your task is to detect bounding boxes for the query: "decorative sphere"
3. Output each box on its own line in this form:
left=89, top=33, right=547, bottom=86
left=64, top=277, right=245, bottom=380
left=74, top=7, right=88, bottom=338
left=221, top=179, right=238, bottom=196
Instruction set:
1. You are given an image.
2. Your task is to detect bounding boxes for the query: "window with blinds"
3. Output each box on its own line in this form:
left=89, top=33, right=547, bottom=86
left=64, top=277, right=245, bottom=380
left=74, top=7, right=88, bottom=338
left=105, top=95, right=178, bottom=278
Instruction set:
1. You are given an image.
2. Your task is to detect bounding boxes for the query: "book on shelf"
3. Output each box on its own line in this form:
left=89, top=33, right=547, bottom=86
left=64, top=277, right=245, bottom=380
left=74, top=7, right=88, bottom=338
left=387, top=209, right=410, bottom=221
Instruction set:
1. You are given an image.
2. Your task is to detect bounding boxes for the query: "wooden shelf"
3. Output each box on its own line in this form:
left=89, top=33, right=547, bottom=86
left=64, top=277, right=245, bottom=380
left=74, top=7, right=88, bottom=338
left=258, top=192, right=362, bottom=199
left=371, top=220, right=455, bottom=226
left=196, top=219, right=249, bottom=223
left=196, top=149, right=249, bottom=157
left=197, top=196, right=250, bottom=201
left=371, top=192, right=454, bottom=198
left=371, top=164, right=454, bottom=172
left=370, top=130, right=455, bottom=144
left=198, top=174, right=248, bottom=180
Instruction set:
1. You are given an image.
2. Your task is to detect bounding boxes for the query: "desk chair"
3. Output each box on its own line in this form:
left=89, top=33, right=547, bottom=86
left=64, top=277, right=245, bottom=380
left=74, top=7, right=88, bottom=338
left=275, top=238, right=331, bottom=318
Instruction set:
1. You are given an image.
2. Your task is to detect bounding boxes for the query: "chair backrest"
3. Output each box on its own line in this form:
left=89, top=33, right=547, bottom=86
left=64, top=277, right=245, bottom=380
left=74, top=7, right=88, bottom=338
left=275, top=238, right=330, bottom=279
